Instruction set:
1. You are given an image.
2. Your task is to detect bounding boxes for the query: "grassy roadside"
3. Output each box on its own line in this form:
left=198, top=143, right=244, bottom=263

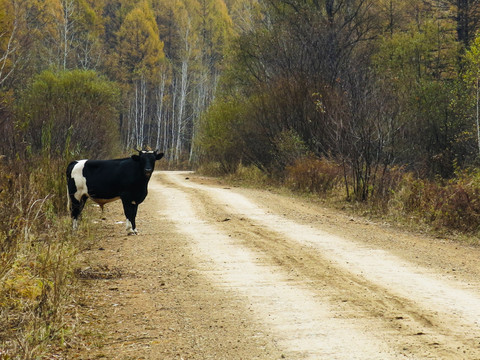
left=0, top=158, right=93, bottom=359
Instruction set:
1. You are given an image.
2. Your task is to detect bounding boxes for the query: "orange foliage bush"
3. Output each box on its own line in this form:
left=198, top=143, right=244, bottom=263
left=394, top=170, right=480, bottom=233
left=285, top=157, right=342, bottom=195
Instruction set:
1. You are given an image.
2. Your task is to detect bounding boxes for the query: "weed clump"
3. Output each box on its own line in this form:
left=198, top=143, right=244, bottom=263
left=0, top=158, right=85, bottom=359
left=388, top=169, right=480, bottom=233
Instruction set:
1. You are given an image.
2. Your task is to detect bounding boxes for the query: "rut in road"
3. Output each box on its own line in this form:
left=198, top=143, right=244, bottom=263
left=151, top=171, right=480, bottom=359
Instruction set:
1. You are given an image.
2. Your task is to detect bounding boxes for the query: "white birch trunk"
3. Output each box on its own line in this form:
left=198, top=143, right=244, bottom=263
left=140, top=77, right=147, bottom=147
left=171, top=79, right=177, bottom=160
left=189, top=74, right=207, bottom=163
left=156, top=74, right=166, bottom=151
left=61, top=0, right=76, bottom=70
left=0, top=2, right=19, bottom=86
left=163, top=107, right=169, bottom=156
left=175, top=60, right=189, bottom=162
left=134, top=83, right=140, bottom=148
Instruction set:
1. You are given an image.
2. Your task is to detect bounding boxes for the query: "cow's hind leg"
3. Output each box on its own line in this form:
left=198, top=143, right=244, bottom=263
left=122, top=199, right=138, bottom=235
left=67, top=160, right=89, bottom=231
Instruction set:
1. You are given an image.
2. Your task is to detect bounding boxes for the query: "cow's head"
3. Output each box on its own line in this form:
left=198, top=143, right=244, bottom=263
left=132, top=149, right=164, bottom=178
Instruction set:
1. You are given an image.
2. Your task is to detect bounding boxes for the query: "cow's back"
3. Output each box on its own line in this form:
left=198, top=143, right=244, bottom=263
left=83, top=158, right=141, bottom=200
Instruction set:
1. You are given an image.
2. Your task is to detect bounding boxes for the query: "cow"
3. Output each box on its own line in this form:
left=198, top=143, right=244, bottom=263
left=66, top=149, right=164, bottom=235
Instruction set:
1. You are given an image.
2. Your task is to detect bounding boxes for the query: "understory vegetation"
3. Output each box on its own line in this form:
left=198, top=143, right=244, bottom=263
left=0, top=158, right=92, bottom=358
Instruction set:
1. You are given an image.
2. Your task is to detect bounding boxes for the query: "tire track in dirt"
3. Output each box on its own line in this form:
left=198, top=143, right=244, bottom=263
left=68, top=176, right=285, bottom=359
left=152, top=171, right=480, bottom=359
left=152, top=175, right=395, bottom=359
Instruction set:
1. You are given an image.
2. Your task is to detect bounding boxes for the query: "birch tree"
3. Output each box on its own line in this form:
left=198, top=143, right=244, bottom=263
left=174, top=9, right=195, bottom=162
left=116, top=0, right=165, bottom=149
left=155, top=71, right=167, bottom=150
left=59, top=0, right=76, bottom=69
left=0, top=0, right=18, bottom=86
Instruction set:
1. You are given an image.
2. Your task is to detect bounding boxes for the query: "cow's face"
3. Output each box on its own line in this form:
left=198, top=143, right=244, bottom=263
left=132, top=150, right=164, bottom=178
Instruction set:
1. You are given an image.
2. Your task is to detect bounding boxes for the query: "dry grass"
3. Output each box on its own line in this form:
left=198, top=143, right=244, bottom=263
left=0, top=158, right=91, bottom=359
left=385, top=170, right=480, bottom=234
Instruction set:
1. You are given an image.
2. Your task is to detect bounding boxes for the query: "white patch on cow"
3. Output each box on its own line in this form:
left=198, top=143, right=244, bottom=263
left=131, top=200, right=136, bottom=205
left=71, top=160, right=88, bottom=201
left=126, top=219, right=138, bottom=235
left=72, top=218, right=78, bottom=230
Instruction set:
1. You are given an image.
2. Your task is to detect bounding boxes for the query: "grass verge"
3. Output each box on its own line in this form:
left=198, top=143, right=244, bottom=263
left=0, top=158, right=92, bottom=359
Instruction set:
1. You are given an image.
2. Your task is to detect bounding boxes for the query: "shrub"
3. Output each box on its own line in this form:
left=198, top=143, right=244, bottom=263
left=285, top=157, right=342, bottom=195
left=196, top=162, right=227, bottom=177
left=285, top=157, right=480, bottom=234
left=431, top=171, right=480, bottom=232
left=196, top=96, right=244, bottom=174
left=17, top=69, right=120, bottom=159
left=387, top=169, right=480, bottom=233
left=270, top=129, right=308, bottom=177
left=228, top=164, right=269, bottom=186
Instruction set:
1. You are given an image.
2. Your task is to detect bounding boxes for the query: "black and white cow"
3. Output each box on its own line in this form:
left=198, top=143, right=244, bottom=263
left=66, top=150, right=164, bottom=235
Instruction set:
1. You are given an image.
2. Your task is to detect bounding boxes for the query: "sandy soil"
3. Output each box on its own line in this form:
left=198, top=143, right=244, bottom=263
left=65, top=171, right=480, bottom=359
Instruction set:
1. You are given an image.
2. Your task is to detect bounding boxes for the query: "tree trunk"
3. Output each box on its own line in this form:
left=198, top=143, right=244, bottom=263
left=175, top=60, right=189, bottom=163
left=156, top=74, right=166, bottom=151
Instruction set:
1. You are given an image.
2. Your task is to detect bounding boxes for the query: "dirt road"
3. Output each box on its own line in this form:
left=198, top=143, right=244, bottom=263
left=69, top=171, right=480, bottom=359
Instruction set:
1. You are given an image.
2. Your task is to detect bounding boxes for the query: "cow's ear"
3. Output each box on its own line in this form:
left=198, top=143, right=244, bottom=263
left=155, top=152, right=164, bottom=160
left=131, top=155, right=140, bottom=161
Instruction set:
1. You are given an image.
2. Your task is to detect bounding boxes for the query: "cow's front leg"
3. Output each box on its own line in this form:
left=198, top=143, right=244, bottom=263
left=121, top=198, right=138, bottom=235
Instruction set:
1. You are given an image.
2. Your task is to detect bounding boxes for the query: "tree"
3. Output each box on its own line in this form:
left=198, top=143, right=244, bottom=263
left=463, top=33, right=480, bottom=155
left=205, top=0, right=381, bottom=179
left=196, top=95, right=244, bottom=172
left=0, top=0, right=64, bottom=86
left=196, top=0, right=233, bottom=71
left=0, top=0, right=66, bottom=156
left=373, top=13, right=467, bottom=177
left=446, top=0, right=480, bottom=49
left=224, top=0, right=259, bottom=33
left=151, top=0, right=182, bottom=59
left=69, top=0, right=106, bottom=70
left=0, top=0, right=18, bottom=86
left=116, top=1, right=165, bottom=80
left=115, top=1, right=166, bottom=149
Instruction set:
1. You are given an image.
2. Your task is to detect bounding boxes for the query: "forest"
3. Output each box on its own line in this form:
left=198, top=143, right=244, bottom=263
left=3, top=0, right=480, bottom=357
left=2, top=0, right=480, bottom=180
